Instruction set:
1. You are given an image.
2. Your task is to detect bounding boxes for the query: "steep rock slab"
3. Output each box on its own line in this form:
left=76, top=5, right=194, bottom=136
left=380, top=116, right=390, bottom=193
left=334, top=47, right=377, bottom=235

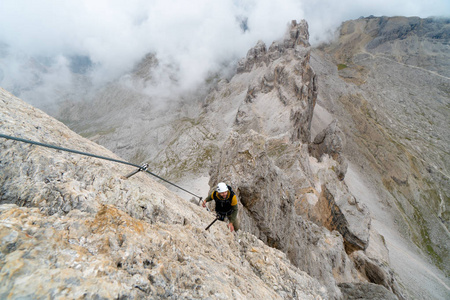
left=0, top=88, right=195, bottom=226
left=312, top=184, right=370, bottom=253
left=307, top=161, right=371, bottom=254
left=209, top=130, right=360, bottom=298
left=306, top=156, right=404, bottom=298
left=0, top=88, right=328, bottom=299
left=0, top=204, right=326, bottom=299
left=350, top=251, right=404, bottom=299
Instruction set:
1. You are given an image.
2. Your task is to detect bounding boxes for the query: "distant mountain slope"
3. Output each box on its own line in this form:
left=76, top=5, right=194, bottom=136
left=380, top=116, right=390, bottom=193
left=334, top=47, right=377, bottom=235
left=311, top=15, right=450, bottom=298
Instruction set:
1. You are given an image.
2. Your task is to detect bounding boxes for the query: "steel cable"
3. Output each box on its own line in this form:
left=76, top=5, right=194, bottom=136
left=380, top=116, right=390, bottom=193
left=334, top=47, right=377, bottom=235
left=0, top=133, right=202, bottom=199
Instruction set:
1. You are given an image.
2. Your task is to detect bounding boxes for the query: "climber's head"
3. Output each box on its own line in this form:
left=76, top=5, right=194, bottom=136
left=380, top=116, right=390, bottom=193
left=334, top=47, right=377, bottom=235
left=216, top=182, right=228, bottom=199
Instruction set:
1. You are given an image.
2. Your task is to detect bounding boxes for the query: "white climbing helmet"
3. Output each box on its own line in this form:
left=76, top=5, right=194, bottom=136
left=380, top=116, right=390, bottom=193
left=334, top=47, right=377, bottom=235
left=216, top=182, right=228, bottom=193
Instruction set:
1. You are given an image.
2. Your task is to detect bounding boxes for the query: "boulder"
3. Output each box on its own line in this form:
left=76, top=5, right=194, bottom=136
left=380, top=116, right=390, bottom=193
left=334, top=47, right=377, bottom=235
left=315, top=182, right=371, bottom=253
left=309, top=119, right=348, bottom=180
left=350, top=251, right=406, bottom=300
left=338, top=282, right=398, bottom=300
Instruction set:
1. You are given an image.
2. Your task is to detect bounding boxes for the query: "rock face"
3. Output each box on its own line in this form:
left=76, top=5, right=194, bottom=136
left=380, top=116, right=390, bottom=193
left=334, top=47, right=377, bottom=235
left=309, top=120, right=348, bottom=180
left=235, top=20, right=317, bottom=144
left=0, top=205, right=326, bottom=299
left=311, top=16, right=450, bottom=298
left=205, top=21, right=397, bottom=298
left=208, top=131, right=365, bottom=298
left=1, top=88, right=328, bottom=299
left=338, top=282, right=398, bottom=300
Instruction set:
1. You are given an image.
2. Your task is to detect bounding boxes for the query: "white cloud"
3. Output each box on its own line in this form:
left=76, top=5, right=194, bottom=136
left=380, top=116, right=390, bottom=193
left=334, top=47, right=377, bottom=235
left=0, top=0, right=448, bottom=107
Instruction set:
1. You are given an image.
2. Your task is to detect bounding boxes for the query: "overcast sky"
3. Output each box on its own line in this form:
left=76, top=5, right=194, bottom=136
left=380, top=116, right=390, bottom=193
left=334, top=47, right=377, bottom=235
left=0, top=0, right=449, bottom=107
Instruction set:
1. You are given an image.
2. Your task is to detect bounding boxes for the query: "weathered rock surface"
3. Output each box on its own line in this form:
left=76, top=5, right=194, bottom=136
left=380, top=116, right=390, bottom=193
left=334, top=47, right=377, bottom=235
left=350, top=251, right=402, bottom=298
left=9, top=14, right=448, bottom=299
left=313, top=183, right=370, bottom=253
left=1, top=88, right=329, bottom=299
left=311, top=16, right=450, bottom=299
left=338, top=282, right=397, bottom=300
left=0, top=203, right=328, bottom=299
left=235, top=20, right=317, bottom=144
left=309, top=119, right=348, bottom=180
left=207, top=124, right=394, bottom=298
left=208, top=130, right=361, bottom=298
left=204, top=20, right=391, bottom=298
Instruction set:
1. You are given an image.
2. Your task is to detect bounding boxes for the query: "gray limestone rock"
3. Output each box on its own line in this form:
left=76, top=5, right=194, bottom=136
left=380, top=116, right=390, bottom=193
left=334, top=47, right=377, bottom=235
left=311, top=17, right=450, bottom=290
left=350, top=251, right=405, bottom=299
left=237, top=40, right=268, bottom=73
left=309, top=119, right=348, bottom=180
left=234, top=20, right=317, bottom=144
left=238, top=20, right=311, bottom=74
left=0, top=88, right=328, bottom=300
left=209, top=130, right=361, bottom=298
left=314, top=184, right=371, bottom=253
left=338, top=282, right=398, bottom=300
left=311, top=17, right=450, bottom=298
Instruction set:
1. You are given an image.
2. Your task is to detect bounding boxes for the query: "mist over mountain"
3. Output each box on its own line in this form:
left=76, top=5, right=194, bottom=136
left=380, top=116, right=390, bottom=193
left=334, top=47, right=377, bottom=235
left=1, top=0, right=449, bottom=111
left=0, top=3, right=449, bottom=300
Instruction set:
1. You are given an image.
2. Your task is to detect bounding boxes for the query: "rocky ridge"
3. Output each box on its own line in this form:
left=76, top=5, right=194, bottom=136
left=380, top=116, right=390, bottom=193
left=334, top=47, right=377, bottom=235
left=0, top=88, right=327, bottom=299
left=206, top=21, right=401, bottom=298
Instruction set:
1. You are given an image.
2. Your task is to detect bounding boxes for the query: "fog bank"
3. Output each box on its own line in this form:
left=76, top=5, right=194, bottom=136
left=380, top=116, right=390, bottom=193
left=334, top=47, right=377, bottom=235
left=0, top=0, right=448, bottom=107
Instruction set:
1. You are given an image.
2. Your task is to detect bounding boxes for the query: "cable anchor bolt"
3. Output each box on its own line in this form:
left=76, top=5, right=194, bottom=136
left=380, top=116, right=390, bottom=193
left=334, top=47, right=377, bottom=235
left=123, top=163, right=149, bottom=179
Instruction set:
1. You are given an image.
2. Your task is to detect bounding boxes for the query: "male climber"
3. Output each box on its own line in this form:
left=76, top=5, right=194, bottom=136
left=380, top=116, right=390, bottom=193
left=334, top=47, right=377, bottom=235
left=202, top=182, right=239, bottom=232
